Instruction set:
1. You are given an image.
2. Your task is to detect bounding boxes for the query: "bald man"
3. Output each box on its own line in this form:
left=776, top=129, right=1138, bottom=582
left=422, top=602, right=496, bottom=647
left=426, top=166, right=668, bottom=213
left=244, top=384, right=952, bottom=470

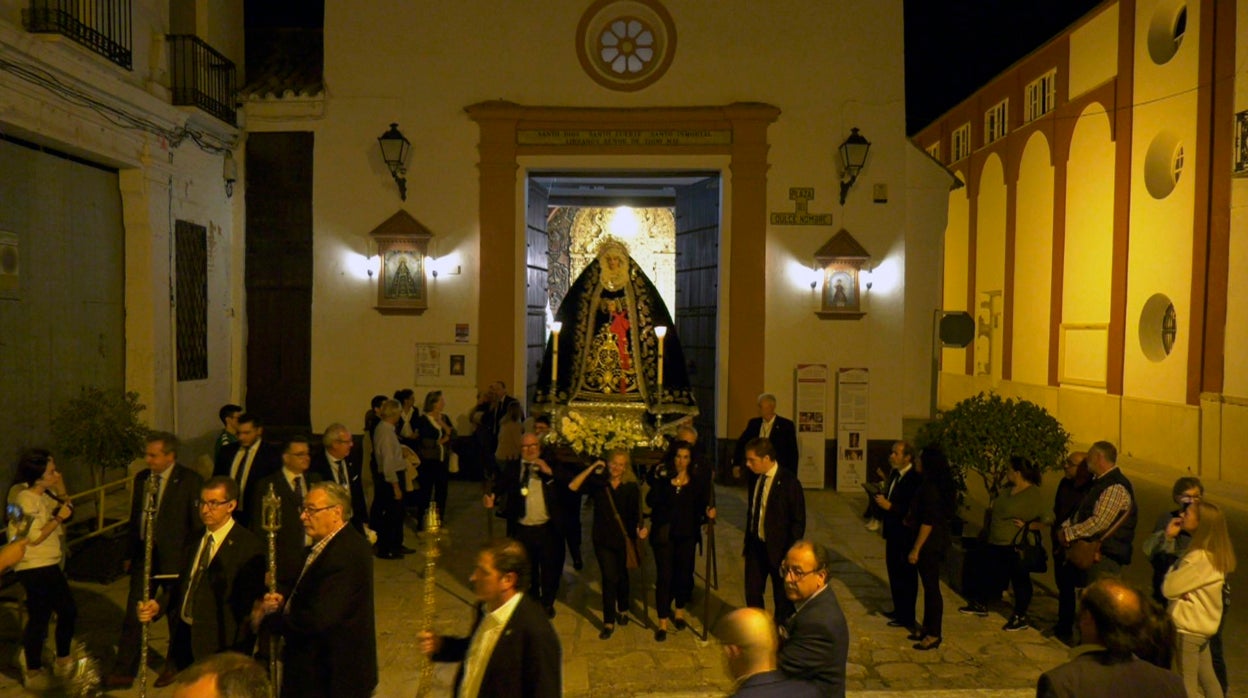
left=720, top=608, right=818, bottom=698
left=1036, top=579, right=1185, bottom=698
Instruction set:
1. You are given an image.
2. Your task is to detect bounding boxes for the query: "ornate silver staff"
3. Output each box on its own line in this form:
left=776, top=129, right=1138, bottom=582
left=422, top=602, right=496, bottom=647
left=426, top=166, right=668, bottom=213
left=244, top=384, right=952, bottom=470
left=137, top=473, right=159, bottom=698
left=415, top=505, right=442, bottom=698
left=261, top=483, right=282, bottom=698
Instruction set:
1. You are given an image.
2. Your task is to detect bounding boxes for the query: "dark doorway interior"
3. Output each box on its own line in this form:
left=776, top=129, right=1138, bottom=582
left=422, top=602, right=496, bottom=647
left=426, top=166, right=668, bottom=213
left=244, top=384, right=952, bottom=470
left=245, top=132, right=313, bottom=430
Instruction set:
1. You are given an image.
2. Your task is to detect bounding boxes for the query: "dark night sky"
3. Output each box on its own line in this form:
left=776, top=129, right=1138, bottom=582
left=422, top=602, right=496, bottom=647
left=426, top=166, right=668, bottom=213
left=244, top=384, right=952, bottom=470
left=904, top=0, right=1105, bottom=134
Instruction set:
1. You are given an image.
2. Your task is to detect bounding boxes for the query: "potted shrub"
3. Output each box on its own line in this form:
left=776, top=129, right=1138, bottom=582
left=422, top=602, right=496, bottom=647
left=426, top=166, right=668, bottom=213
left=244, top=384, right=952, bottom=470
left=51, top=386, right=149, bottom=491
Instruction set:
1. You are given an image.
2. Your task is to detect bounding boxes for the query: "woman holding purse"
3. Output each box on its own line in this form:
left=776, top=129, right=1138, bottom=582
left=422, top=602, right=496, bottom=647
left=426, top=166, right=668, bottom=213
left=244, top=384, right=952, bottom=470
left=569, top=450, right=644, bottom=639
left=646, top=441, right=715, bottom=641
left=1162, top=499, right=1235, bottom=698
left=957, top=456, right=1052, bottom=632
left=416, top=390, right=456, bottom=524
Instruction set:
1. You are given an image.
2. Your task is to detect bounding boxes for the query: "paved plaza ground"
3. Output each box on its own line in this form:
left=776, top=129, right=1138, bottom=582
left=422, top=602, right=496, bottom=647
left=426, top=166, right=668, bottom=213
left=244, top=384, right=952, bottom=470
left=0, top=459, right=1243, bottom=697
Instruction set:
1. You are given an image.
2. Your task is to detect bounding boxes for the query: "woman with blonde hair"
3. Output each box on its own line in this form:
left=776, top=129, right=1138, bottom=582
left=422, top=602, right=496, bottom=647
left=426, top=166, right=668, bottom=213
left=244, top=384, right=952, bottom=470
left=569, top=449, right=645, bottom=639
left=1163, top=499, right=1236, bottom=698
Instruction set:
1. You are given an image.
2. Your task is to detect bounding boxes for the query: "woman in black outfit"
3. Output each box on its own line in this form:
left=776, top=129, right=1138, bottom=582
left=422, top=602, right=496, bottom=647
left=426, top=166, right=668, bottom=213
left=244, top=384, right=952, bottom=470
left=907, top=446, right=956, bottom=650
left=569, top=450, right=644, bottom=639
left=415, top=390, right=456, bottom=524
left=646, top=441, right=715, bottom=641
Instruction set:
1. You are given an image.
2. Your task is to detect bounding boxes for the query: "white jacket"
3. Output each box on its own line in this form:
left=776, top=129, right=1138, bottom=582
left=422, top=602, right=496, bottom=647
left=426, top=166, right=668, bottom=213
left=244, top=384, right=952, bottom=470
left=1162, top=549, right=1224, bottom=638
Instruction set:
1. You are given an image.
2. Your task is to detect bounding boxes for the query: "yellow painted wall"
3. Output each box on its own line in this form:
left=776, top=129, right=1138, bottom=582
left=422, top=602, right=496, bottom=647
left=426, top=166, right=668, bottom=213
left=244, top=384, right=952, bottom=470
left=1223, top=0, right=1248, bottom=400
left=1123, top=0, right=1200, bottom=403
left=1061, top=105, right=1115, bottom=388
left=1218, top=401, right=1248, bottom=485
left=942, top=173, right=970, bottom=372
left=1067, top=2, right=1120, bottom=98
left=975, top=155, right=1007, bottom=381
left=1120, top=396, right=1200, bottom=467
left=1011, top=132, right=1054, bottom=385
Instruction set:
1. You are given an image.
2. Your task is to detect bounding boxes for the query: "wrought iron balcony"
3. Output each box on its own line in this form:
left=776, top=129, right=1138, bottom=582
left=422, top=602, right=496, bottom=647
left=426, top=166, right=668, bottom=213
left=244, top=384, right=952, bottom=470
left=168, top=35, right=237, bottom=127
left=23, top=0, right=133, bottom=70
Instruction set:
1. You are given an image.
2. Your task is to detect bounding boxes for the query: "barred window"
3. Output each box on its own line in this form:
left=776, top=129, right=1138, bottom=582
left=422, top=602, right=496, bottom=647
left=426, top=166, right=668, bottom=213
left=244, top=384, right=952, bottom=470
left=175, top=220, right=208, bottom=381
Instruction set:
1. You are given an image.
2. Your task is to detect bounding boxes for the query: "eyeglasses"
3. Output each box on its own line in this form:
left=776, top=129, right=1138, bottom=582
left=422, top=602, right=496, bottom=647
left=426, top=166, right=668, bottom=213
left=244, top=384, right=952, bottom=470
left=779, top=565, right=821, bottom=580
left=288, top=451, right=311, bottom=458
left=299, top=504, right=337, bottom=516
left=195, top=499, right=235, bottom=510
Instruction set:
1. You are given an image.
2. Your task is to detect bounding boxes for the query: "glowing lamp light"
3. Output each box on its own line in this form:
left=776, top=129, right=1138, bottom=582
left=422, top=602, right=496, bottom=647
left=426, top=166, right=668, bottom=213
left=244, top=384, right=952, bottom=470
left=609, top=206, right=641, bottom=238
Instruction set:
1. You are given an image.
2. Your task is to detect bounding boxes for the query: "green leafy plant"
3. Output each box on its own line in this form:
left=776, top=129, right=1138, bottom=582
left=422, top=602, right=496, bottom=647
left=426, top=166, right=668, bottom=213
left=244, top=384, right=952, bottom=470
left=51, top=386, right=149, bottom=487
left=917, top=392, right=1070, bottom=504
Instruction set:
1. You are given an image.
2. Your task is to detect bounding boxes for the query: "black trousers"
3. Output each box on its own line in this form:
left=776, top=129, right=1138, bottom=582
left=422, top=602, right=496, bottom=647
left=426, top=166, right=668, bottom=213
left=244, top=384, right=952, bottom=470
left=416, top=459, right=449, bottom=526
left=16, top=565, right=77, bottom=671
left=1053, top=555, right=1081, bottom=634
left=559, top=489, right=584, bottom=564
left=885, top=533, right=918, bottom=627
left=371, top=474, right=407, bottom=553
left=916, top=547, right=944, bottom=638
left=514, top=522, right=564, bottom=607
left=653, top=532, right=698, bottom=620
left=113, top=565, right=176, bottom=675
left=966, top=543, right=1034, bottom=615
left=595, top=543, right=631, bottom=624
left=744, top=538, right=793, bottom=622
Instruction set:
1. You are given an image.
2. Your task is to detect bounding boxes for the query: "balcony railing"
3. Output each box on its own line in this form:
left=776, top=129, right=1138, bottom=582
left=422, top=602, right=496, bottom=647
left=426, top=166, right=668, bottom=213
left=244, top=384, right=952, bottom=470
left=168, top=34, right=237, bottom=126
left=23, top=0, right=133, bottom=70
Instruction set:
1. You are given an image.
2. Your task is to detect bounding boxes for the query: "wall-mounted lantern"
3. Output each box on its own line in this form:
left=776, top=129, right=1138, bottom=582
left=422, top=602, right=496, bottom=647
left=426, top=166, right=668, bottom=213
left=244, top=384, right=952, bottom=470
left=838, top=127, right=871, bottom=205
left=377, top=123, right=412, bottom=201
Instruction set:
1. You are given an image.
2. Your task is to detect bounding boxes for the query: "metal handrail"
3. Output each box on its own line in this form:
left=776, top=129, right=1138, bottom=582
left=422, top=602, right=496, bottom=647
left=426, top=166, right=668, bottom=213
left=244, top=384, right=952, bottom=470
left=62, top=474, right=133, bottom=547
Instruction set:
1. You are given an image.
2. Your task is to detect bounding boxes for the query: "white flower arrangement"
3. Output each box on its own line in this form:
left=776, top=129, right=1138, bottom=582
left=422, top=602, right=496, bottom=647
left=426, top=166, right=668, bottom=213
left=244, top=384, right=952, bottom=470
left=556, top=409, right=652, bottom=457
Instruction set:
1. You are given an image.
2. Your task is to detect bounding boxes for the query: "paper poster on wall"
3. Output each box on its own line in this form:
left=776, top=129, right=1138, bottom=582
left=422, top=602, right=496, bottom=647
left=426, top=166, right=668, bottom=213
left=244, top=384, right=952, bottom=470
left=794, top=363, right=827, bottom=489
left=836, top=368, right=869, bottom=492
left=415, top=344, right=477, bottom=387
left=455, top=323, right=470, bottom=343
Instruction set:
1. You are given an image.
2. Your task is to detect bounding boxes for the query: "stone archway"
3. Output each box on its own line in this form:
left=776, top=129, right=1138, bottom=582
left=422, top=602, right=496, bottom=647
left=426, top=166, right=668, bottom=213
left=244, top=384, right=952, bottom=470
left=466, top=101, right=779, bottom=432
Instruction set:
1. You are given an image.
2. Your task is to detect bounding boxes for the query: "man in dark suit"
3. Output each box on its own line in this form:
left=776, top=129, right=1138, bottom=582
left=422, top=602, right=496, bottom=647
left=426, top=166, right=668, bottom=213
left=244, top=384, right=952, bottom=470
left=213, top=413, right=282, bottom=527
left=872, top=441, right=921, bottom=632
left=255, top=482, right=377, bottom=698
left=743, top=438, right=805, bottom=623
left=310, top=424, right=368, bottom=533
left=486, top=432, right=565, bottom=615
left=106, top=432, right=205, bottom=689
left=735, top=393, right=800, bottom=475
left=419, top=538, right=562, bottom=698
left=136, top=476, right=265, bottom=686
left=777, top=541, right=849, bottom=698
left=720, top=608, right=818, bottom=698
left=248, top=436, right=321, bottom=594
left=1036, top=579, right=1185, bottom=698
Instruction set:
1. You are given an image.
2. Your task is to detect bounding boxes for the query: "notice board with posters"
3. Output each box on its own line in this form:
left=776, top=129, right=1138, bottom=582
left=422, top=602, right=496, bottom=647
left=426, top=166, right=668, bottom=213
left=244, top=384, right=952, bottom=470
left=835, top=368, right=869, bottom=492
left=794, top=363, right=828, bottom=488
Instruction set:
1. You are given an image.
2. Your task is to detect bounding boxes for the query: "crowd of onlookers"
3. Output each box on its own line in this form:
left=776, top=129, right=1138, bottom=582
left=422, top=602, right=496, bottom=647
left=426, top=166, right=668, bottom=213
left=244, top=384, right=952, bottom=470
left=865, top=438, right=1234, bottom=698
left=0, top=387, right=1238, bottom=697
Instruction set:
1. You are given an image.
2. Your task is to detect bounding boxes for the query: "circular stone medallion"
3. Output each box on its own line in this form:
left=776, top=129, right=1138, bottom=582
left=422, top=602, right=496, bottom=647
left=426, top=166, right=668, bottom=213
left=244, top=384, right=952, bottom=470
left=576, top=0, right=677, bottom=92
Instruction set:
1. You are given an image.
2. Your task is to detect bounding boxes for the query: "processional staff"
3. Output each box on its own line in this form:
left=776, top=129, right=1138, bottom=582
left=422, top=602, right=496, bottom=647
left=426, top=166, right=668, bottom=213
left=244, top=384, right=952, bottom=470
left=137, top=474, right=159, bottom=698
left=261, top=484, right=282, bottom=698
left=416, top=505, right=443, bottom=698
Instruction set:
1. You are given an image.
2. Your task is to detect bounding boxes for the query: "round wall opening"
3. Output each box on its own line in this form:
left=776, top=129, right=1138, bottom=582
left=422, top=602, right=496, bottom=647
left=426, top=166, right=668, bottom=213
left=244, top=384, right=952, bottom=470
left=1144, top=131, right=1183, bottom=199
left=1139, top=293, right=1178, bottom=362
left=1147, top=1, right=1187, bottom=65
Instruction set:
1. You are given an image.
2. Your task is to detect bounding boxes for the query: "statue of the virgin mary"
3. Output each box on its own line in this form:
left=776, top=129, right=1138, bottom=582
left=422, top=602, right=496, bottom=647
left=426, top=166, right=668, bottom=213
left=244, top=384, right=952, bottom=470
left=533, top=239, right=697, bottom=435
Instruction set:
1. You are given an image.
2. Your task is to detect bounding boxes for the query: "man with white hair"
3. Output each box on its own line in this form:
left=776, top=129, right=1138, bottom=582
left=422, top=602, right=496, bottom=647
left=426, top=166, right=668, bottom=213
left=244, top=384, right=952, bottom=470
left=312, top=423, right=368, bottom=532
left=734, top=393, right=799, bottom=475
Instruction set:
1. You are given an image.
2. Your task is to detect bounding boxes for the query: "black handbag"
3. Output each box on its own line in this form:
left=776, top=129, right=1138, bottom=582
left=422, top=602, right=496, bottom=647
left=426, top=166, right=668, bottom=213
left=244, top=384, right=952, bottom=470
left=1012, top=524, right=1048, bottom=573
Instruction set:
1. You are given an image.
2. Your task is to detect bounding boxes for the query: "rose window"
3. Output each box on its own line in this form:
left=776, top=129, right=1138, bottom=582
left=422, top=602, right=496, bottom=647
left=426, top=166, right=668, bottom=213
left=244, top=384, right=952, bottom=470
left=599, top=19, right=655, bottom=74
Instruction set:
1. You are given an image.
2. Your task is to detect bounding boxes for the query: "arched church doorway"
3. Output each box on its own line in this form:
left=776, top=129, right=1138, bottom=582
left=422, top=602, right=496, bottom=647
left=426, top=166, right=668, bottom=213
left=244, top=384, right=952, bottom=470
left=524, top=171, right=721, bottom=454
left=467, top=100, right=779, bottom=458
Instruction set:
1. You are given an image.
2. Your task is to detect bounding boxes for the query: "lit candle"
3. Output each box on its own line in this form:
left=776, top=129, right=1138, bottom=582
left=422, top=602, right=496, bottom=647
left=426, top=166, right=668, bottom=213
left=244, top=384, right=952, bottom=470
left=551, top=321, right=563, bottom=383
left=655, top=326, right=667, bottom=389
